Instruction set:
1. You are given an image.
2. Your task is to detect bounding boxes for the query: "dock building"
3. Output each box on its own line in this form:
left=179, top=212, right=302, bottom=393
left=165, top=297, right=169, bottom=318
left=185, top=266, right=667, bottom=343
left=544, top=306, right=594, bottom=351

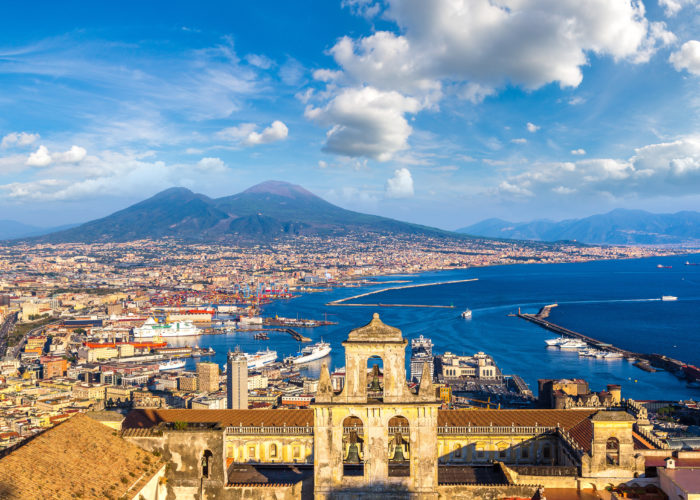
left=435, top=350, right=501, bottom=380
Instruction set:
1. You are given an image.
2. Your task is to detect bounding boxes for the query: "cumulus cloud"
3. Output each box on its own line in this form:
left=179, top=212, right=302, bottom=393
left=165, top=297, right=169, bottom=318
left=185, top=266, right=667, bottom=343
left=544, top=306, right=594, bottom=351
left=26, top=145, right=86, bottom=167
left=217, top=121, right=288, bottom=147
left=571, top=148, right=587, bottom=155
left=385, top=167, right=415, bottom=198
left=328, top=0, right=672, bottom=93
left=495, top=136, right=700, bottom=199
left=304, top=86, right=421, bottom=161
left=1, top=132, right=39, bottom=149
left=342, top=0, right=381, bottom=18
left=26, top=145, right=52, bottom=167
left=670, top=40, right=700, bottom=75
left=526, top=122, right=540, bottom=133
left=196, top=157, right=227, bottom=172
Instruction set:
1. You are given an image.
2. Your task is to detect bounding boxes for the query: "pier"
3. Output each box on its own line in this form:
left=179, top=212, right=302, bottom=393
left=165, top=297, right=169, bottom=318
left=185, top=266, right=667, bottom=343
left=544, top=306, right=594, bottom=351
left=327, top=278, right=478, bottom=308
left=516, top=305, right=691, bottom=381
left=237, top=328, right=312, bottom=342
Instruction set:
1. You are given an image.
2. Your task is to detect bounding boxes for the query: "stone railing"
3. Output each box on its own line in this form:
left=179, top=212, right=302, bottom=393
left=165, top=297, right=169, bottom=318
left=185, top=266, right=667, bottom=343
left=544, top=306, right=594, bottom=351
left=635, top=425, right=670, bottom=450
left=343, top=427, right=365, bottom=435
left=225, top=426, right=314, bottom=435
left=388, top=426, right=411, bottom=435
left=438, top=425, right=556, bottom=435
left=555, top=427, right=585, bottom=458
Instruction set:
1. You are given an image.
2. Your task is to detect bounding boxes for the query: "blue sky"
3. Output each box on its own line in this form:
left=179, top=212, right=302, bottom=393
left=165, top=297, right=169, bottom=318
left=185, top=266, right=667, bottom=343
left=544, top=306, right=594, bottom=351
left=1, top=0, right=699, bottom=229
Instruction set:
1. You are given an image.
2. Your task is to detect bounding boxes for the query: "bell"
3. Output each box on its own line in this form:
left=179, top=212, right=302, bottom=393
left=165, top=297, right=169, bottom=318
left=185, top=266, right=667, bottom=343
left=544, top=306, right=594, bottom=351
left=369, top=364, right=382, bottom=392
left=391, top=443, right=406, bottom=462
left=346, top=442, right=361, bottom=464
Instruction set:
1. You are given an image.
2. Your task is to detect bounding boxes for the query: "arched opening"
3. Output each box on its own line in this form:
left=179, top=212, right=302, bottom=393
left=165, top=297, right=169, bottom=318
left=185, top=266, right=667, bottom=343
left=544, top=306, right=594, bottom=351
left=343, top=416, right=364, bottom=476
left=202, top=449, right=213, bottom=478
left=269, top=443, right=278, bottom=460
left=366, top=356, right=384, bottom=401
left=606, top=437, right=620, bottom=466
left=388, top=415, right=410, bottom=477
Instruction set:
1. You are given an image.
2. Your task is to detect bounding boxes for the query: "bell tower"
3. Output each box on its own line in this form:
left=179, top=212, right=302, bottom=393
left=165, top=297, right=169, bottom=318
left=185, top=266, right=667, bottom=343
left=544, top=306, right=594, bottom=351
left=313, top=313, right=440, bottom=499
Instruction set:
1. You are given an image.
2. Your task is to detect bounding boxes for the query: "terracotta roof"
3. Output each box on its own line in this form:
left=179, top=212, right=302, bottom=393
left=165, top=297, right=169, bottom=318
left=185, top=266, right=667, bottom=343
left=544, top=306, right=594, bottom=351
left=567, top=418, right=593, bottom=452
left=0, top=414, right=163, bottom=500
left=437, top=409, right=597, bottom=431
left=123, top=408, right=315, bottom=429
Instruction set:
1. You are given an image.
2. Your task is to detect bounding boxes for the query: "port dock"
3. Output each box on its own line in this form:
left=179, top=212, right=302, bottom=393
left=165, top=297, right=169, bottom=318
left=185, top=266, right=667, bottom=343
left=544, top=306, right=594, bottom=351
left=516, top=305, right=690, bottom=381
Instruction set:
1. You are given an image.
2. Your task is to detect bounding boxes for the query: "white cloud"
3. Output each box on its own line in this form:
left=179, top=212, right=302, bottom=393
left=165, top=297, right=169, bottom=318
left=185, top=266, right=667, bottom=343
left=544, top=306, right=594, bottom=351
left=385, top=167, right=415, bottom=198
left=342, top=0, right=381, bottom=18
left=670, top=40, right=700, bottom=76
left=244, top=120, right=288, bottom=146
left=52, top=145, right=87, bottom=164
left=245, top=54, right=273, bottom=69
left=196, top=157, right=226, bottom=173
left=568, top=96, right=586, bottom=105
left=571, top=148, right=587, bottom=155
left=217, top=121, right=288, bottom=147
left=318, top=160, right=328, bottom=169
left=305, top=86, right=421, bottom=161
left=658, top=0, right=695, bottom=16
left=526, top=122, right=540, bottom=133
left=326, top=0, right=672, bottom=96
left=496, top=135, right=700, bottom=199
left=26, top=144, right=87, bottom=167
left=512, top=138, right=528, bottom=144
left=1, top=132, right=39, bottom=149
left=26, top=145, right=52, bottom=167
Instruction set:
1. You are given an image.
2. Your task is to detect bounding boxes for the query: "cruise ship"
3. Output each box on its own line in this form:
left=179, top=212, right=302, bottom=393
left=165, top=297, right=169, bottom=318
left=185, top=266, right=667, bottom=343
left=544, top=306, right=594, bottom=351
left=545, top=337, right=567, bottom=347
left=159, top=359, right=186, bottom=371
left=559, top=339, right=588, bottom=349
left=133, top=317, right=201, bottom=338
left=285, top=341, right=332, bottom=365
left=244, top=348, right=278, bottom=369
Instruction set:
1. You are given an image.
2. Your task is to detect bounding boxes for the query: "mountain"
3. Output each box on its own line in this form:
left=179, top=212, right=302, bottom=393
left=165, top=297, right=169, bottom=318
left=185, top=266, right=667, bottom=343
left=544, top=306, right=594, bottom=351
left=458, top=209, right=700, bottom=245
left=32, top=181, right=456, bottom=243
left=0, top=220, right=80, bottom=240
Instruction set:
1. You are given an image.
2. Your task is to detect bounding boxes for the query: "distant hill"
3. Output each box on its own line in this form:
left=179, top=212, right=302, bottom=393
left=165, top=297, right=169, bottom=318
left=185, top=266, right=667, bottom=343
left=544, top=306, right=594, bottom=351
left=0, top=220, right=78, bottom=240
left=457, top=209, right=700, bottom=245
left=32, top=180, right=457, bottom=243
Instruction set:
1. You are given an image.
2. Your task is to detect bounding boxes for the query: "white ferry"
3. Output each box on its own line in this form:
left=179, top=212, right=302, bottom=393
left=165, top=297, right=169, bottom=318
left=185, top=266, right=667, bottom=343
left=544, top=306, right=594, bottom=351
left=285, top=341, right=332, bottom=365
left=559, top=339, right=587, bottom=350
left=244, top=348, right=278, bottom=369
left=661, top=295, right=678, bottom=301
left=133, top=317, right=201, bottom=338
left=159, top=359, right=186, bottom=371
left=461, top=309, right=472, bottom=319
left=545, top=337, right=567, bottom=347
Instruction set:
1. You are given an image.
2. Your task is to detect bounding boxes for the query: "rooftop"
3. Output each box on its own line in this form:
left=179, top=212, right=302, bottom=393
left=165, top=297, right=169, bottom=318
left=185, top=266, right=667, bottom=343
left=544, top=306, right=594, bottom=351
left=345, top=313, right=404, bottom=343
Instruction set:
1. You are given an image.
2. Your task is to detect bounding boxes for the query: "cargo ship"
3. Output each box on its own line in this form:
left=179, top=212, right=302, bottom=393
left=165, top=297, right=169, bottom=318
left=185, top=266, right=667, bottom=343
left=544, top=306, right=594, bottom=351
left=244, top=348, right=277, bottom=369
left=133, top=317, right=201, bottom=338
left=285, top=341, right=332, bottom=365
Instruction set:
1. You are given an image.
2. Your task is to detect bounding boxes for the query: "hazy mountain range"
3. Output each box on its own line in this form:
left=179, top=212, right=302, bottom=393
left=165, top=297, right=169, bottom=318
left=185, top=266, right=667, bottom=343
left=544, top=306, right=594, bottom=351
left=20, top=181, right=455, bottom=243
left=458, top=209, right=700, bottom=245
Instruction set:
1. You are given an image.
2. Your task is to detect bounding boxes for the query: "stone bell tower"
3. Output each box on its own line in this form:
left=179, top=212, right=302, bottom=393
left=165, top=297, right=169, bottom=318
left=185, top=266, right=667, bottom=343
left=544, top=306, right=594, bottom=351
left=313, top=313, right=440, bottom=499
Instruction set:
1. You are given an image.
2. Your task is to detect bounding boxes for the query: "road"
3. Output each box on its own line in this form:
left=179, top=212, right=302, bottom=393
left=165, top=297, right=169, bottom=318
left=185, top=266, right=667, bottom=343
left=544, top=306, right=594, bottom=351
left=0, top=312, right=18, bottom=359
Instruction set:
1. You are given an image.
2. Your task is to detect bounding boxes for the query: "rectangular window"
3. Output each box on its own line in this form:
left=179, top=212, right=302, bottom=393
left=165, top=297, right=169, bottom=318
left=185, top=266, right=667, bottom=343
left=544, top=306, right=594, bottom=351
left=454, top=446, right=462, bottom=457
left=476, top=450, right=484, bottom=458
left=248, top=446, right=255, bottom=458
left=293, top=446, right=301, bottom=459
left=499, top=449, right=507, bottom=458
left=521, top=447, right=529, bottom=459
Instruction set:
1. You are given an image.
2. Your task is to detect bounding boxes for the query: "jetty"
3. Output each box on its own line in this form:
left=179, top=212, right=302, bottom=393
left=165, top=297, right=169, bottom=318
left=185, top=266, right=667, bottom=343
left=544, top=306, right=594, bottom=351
left=327, top=278, right=478, bottom=308
left=237, top=328, right=311, bottom=343
left=516, top=305, right=689, bottom=381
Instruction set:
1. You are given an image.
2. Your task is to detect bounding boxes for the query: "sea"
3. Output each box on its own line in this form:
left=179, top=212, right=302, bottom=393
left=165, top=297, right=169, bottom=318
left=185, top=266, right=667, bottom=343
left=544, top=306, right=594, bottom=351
left=170, top=252, right=700, bottom=402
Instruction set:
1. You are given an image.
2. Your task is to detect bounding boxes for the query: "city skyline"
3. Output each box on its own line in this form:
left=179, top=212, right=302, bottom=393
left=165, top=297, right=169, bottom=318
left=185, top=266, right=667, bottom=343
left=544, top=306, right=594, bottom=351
left=1, top=0, right=699, bottom=229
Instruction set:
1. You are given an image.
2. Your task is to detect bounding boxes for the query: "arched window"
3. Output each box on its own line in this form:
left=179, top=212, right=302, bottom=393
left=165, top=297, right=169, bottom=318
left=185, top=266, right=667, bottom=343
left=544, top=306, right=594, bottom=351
left=342, top=416, right=364, bottom=476
left=606, top=437, right=620, bottom=466
left=366, top=356, right=384, bottom=401
left=202, top=449, right=213, bottom=478
left=388, top=416, right=410, bottom=477
left=269, top=443, right=277, bottom=458
left=453, top=443, right=462, bottom=458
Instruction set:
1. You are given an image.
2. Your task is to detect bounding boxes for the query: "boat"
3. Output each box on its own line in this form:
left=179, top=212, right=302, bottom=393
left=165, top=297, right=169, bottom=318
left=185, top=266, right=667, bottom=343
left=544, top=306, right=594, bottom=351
left=254, top=332, right=269, bottom=340
left=604, top=352, right=623, bottom=359
left=461, top=309, right=472, bottom=319
left=686, top=261, right=699, bottom=266
left=244, top=348, right=278, bottom=369
left=159, top=359, right=186, bottom=371
left=133, top=317, right=201, bottom=338
left=661, top=295, right=678, bottom=301
left=285, top=341, right=332, bottom=365
left=657, top=264, right=672, bottom=269
left=545, top=337, right=567, bottom=347
left=559, top=339, right=587, bottom=349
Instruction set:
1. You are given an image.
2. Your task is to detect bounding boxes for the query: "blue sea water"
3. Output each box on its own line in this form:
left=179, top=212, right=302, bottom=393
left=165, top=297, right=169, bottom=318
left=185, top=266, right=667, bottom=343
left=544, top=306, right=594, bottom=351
left=171, top=253, right=700, bottom=402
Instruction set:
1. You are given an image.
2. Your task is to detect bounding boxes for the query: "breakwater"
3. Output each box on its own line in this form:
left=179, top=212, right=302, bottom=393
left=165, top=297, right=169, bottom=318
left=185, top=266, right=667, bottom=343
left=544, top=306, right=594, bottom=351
left=327, top=278, right=478, bottom=308
left=517, top=306, right=689, bottom=382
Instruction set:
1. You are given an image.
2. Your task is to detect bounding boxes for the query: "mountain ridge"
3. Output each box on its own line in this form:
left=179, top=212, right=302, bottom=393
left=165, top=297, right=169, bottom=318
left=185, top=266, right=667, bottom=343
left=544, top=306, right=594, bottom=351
left=458, top=209, right=700, bottom=245
left=26, top=181, right=459, bottom=243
